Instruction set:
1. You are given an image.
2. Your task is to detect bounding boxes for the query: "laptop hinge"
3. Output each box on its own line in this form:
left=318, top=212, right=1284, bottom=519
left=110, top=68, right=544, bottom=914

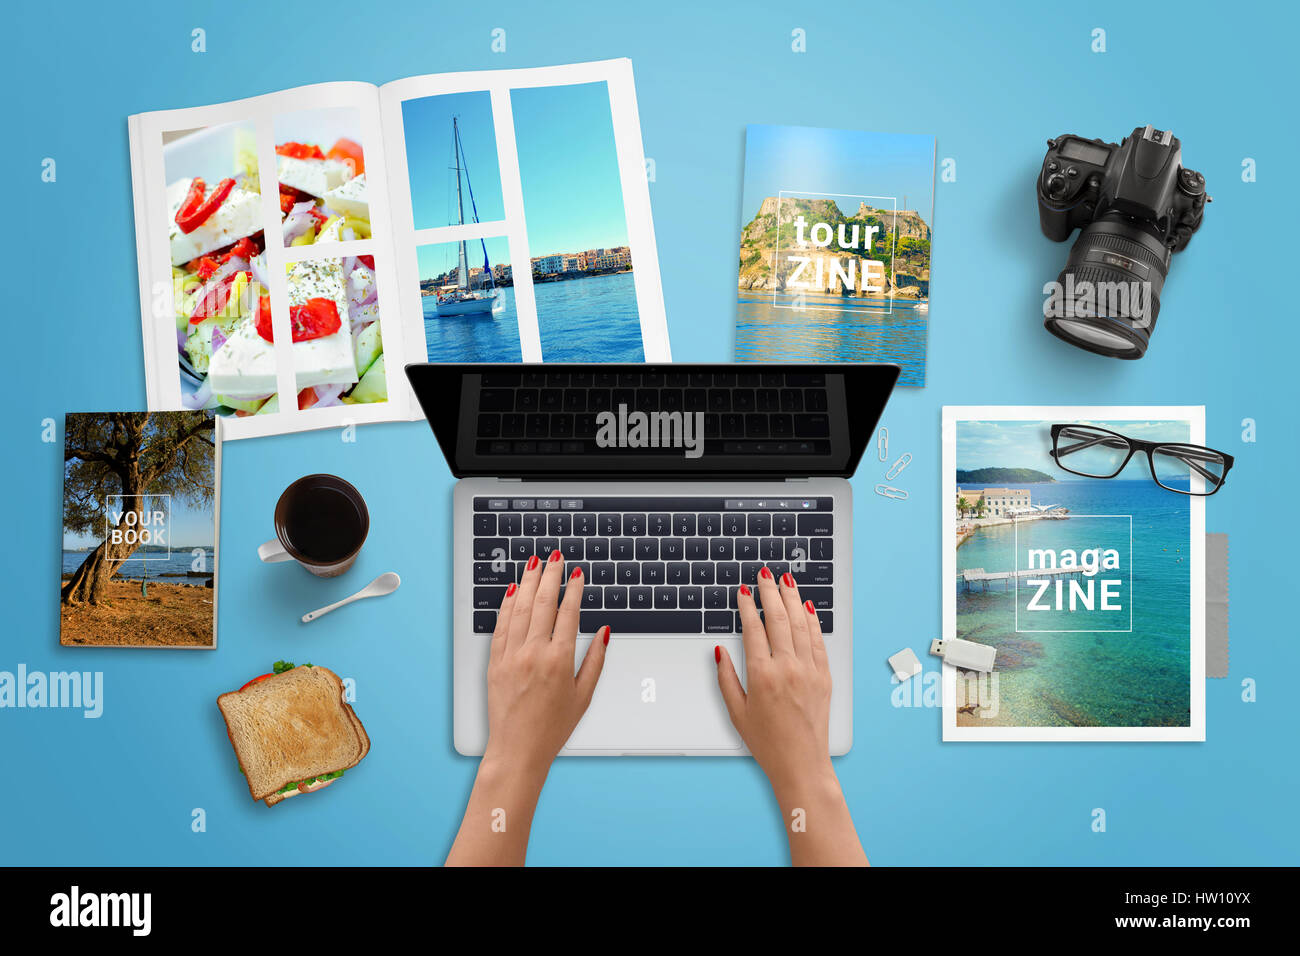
left=783, top=477, right=811, bottom=483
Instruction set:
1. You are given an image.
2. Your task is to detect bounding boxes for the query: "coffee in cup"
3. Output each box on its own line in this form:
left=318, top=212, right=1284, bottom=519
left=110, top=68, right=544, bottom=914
left=258, top=474, right=369, bottom=577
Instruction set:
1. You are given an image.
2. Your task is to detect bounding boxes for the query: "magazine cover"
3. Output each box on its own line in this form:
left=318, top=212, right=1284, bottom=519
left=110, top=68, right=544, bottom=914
left=736, top=124, right=934, bottom=384
left=941, top=407, right=1206, bottom=741
left=60, top=411, right=220, bottom=649
left=128, top=60, right=669, bottom=439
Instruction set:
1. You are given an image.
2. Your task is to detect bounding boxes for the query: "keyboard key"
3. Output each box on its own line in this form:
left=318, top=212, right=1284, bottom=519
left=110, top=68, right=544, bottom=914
left=548, top=514, right=571, bottom=536
left=599, top=514, right=621, bottom=536
left=704, top=611, right=733, bottom=633
left=473, top=611, right=496, bottom=633
left=561, top=538, right=584, bottom=561
left=480, top=390, right=514, bottom=412
left=592, top=562, right=615, bottom=585
left=623, top=514, right=646, bottom=536
left=473, top=514, right=496, bottom=536
left=574, top=513, right=597, bottom=535
left=814, top=611, right=833, bottom=633
left=736, top=538, right=759, bottom=560
left=786, top=537, right=810, bottom=561
left=474, top=563, right=514, bottom=585
left=761, top=538, right=783, bottom=561
left=474, top=586, right=507, bottom=609
left=509, top=538, right=532, bottom=561
left=616, top=562, right=639, bottom=585
left=673, top=513, right=696, bottom=536
left=660, top=537, right=684, bottom=561
left=582, top=588, right=602, bottom=610
left=629, top=587, right=653, bottom=609
left=698, top=513, right=721, bottom=536
left=649, top=513, right=671, bottom=536
left=654, top=586, right=677, bottom=609
left=685, top=537, right=708, bottom=560
left=610, top=538, right=634, bottom=560
left=804, top=562, right=834, bottom=585
left=722, top=513, right=745, bottom=535
left=642, top=562, right=665, bottom=585
left=570, top=561, right=590, bottom=582
left=800, top=587, right=834, bottom=610
left=741, top=562, right=764, bottom=585
left=667, top=562, right=690, bottom=585
left=524, top=513, right=546, bottom=536
left=691, top=563, right=715, bottom=585
left=680, top=586, right=702, bottom=609
left=585, top=538, right=610, bottom=561
left=636, top=538, right=659, bottom=561
left=474, top=537, right=508, bottom=561
left=710, top=538, right=734, bottom=561
left=773, top=514, right=796, bottom=535
left=704, top=586, right=728, bottom=609
left=498, top=513, right=521, bottom=536
left=811, top=538, right=833, bottom=560
left=604, top=586, right=628, bottom=608
left=747, top=513, right=771, bottom=536
left=798, top=513, right=834, bottom=536
left=536, top=538, right=559, bottom=560
left=581, top=611, right=701, bottom=633
left=717, top=563, right=740, bottom=585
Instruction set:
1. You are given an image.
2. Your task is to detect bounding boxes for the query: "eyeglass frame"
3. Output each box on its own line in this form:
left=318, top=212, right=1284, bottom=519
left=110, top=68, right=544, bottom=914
left=1048, top=423, right=1235, bottom=496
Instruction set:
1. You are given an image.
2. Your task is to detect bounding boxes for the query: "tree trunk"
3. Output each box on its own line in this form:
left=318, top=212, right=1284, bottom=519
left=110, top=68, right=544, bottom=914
left=61, top=495, right=145, bottom=606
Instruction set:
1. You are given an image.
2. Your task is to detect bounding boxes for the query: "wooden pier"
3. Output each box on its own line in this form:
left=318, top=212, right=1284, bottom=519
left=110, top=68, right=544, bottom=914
left=959, top=566, right=1088, bottom=592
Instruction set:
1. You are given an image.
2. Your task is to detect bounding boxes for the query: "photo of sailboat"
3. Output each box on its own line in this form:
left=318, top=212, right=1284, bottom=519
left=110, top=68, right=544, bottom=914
left=436, top=117, right=498, bottom=318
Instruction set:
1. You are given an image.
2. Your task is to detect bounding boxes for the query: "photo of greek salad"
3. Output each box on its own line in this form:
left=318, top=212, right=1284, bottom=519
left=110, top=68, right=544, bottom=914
left=164, top=121, right=384, bottom=415
left=277, top=137, right=369, bottom=248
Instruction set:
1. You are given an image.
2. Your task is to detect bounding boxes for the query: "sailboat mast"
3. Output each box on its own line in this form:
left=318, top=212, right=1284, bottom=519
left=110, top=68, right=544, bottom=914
left=454, top=117, right=468, bottom=290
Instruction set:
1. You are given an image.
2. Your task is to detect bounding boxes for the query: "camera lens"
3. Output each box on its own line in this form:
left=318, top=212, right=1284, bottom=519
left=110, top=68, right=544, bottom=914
left=1043, top=217, right=1170, bottom=359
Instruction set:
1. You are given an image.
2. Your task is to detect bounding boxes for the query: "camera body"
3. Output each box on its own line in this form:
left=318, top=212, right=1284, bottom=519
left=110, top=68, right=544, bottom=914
left=1036, top=126, right=1208, bottom=359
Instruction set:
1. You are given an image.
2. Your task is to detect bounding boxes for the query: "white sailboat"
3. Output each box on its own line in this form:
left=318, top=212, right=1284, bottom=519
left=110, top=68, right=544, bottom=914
left=437, top=116, right=496, bottom=318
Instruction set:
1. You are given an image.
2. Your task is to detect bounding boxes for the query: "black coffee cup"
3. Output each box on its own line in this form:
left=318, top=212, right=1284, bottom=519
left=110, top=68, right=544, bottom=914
left=257, top=474, right=369, bottom=577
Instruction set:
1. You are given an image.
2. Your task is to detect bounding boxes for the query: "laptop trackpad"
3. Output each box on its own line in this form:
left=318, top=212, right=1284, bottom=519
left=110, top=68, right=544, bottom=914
left=565, top=637, right=745, bottom=753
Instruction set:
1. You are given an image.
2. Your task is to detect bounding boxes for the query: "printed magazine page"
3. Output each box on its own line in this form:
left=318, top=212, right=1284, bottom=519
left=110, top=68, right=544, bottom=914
left=60, top=411, right=220, bottom=649
left=736, top=125, right=934, bottom=384
left=941, top=406, right=1206, bottom=742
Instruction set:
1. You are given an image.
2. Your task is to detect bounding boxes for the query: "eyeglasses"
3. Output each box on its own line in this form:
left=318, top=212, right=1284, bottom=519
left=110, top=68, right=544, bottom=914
left=1049, top=424, right=1234, bottom=496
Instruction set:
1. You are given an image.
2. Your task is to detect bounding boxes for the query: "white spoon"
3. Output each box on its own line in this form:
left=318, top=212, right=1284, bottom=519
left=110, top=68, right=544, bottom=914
left=302, top=572, right=401, bottom=623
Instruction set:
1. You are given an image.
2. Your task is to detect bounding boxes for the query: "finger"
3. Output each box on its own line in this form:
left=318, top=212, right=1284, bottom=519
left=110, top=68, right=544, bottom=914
left=553, top=565, right=584, bottom=653
left=736, top=582, right=769, bottom=660
left=779, top=572, right=813, bottom=661
left=507, top=554, right=542, bottom=650
left=756, top=565, right=794, bottom=655
left=490, top=582, right=518, bottom=661
left=527, top=549, right=566, bottom=642
left=803, top=594, right=829, bottom=674
left=574, top=625, right=611, bottom=709
left=714, top=644, right=747, bottom=734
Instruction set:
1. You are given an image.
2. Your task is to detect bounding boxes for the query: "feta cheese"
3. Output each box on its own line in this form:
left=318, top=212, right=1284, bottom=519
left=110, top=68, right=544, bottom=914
left=168, top=178, right=263, bottom=266
left=277, top=156, right=352, bottom=198
left=207, top=321, right=278, bottom=398
left=323, top=174, right=368, bottom=220
left=286, top=258, right=359, bottom=390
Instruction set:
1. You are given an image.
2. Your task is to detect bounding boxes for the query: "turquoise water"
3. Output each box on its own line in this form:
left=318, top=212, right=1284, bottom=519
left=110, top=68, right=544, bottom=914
left=734, top=292, right=928, bottom=384
left=956, top=480, right=1192, bottom=728
left=423, top=272, right=644, bottom=362
left=62, top=549, right=213, bottom=585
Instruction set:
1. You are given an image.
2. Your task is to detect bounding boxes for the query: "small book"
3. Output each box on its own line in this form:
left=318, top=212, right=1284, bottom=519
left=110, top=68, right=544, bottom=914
left=736, top=125, right=935, bottom=384
left=127, top=60, right=669, bottom=440
left=60, top=411, right=221, bottom=649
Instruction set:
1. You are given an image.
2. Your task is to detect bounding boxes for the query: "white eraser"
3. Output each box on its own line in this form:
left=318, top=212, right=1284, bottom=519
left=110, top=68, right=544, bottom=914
left=888, top=647, right=922, bottom=682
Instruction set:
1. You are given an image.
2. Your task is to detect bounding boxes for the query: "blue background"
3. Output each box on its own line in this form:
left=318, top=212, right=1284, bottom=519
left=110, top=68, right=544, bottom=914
left=5, top=0, right=1295, bottom=866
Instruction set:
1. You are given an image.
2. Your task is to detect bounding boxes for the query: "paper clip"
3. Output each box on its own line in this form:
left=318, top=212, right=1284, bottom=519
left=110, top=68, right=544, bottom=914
left=875, top=483, right=908, bottom=500
left=877, top=427, right=889, bottom=462
left=886, top=453, right=912, bottom=481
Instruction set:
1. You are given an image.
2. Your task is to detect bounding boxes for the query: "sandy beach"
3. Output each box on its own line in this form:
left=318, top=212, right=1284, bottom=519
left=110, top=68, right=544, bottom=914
left=59, top=580, right=214, bottom=647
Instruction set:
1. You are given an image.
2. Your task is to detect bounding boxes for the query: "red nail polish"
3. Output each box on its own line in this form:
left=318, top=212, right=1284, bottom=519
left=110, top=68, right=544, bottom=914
left=602, top=626, right=611, bottom=646
left=570, top=566, right=583, bottom=580
left=549, top=549, right=562, bottom=563
left=526, top=555, right=539, bottom=571
left=506, top=583, right=517, bottom=597
left=805, top=599, right=816, bottom=615
left=739, top=584, right=751, bottom=597
left=759, top=567, right=773, bottom=580
left=714, top=645, right=722, bottom=663
left=781, top=573, right=795, bottom=588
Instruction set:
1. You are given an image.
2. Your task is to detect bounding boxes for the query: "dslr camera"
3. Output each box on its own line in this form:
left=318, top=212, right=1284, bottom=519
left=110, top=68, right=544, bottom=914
left=1037, top=125, right=1208, bottom=359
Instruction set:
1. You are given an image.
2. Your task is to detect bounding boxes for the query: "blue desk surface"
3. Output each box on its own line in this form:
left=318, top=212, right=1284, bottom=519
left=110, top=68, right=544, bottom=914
left=6, top=0, right=1296, bottom=866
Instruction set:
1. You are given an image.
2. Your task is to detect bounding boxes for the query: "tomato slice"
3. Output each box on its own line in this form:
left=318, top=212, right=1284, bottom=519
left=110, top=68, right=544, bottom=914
left=357, top=255, right=375, bottom=270
left=297, top=387, right=319, bottom=410
left=326, top=137, right=365, bottom=176
left=225, top=236, right=260, bottom=262
left=194, top=257, right=220, bottom=282
left=175, top=177, right=236, bottom=234
left=254, top=297, right=341, bottom=344
left=276, top=142, right=326, bottom=160
left=239, top=673, right=275, bottom=691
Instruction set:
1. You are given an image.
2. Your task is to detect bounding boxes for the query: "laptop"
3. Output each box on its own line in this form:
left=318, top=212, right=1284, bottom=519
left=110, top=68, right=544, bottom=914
left=406, top=362, right=899, bottom=756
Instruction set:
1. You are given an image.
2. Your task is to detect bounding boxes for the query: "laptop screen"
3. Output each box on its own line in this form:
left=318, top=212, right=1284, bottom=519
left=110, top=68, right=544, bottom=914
left=406, top=363, right=899, bottom=479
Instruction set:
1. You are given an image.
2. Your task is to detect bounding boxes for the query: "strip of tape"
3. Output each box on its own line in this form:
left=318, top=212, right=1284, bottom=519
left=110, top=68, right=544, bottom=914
left=1206, top=532, right=1228, bottom=678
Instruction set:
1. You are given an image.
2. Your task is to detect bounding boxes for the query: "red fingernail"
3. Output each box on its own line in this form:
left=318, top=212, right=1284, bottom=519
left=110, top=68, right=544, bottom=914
left=759, top=567, right=773, bottom=580
left=506, top=583, right=517, bottom=597
left=805, top=599, right=816, bottom=615
left=570, top=566, right=583, bottom=580
left=714, top=645, right=722, bottom=663
left=549, top=549, right=562, bottom=563
left=739, top=584, right=751, bottom=597
left=602, top=626, right=611, bottom=646
left=781, top=573, right=795, bottom=588
left=526, top=555, right=539, bottom=571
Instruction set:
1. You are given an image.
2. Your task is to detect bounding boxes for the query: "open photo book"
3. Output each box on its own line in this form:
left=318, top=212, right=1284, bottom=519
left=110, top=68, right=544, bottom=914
left=128, top=59, right=670, bottom=440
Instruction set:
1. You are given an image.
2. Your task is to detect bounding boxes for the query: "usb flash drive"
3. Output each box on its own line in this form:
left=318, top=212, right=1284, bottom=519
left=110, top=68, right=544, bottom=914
left=929, top=638, right=997, bottom=673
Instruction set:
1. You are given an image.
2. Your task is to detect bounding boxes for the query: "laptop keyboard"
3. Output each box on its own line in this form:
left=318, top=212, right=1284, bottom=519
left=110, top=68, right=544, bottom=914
left=473, top=371, right=832, bottom=457
left=471, top=496, right=834, bottom=636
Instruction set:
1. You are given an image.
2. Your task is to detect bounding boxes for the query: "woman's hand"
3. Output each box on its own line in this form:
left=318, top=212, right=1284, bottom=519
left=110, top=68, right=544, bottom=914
left=714, top=567, right=868, bottom=866
left=446, top=550, right=609, bottom=866
left=485, top=550, right=609, bottom=772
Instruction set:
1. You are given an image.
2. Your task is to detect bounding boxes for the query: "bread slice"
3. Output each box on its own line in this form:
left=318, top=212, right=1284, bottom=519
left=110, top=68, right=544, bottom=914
left=263, top=705, right=371, bottom=807
left=218, top=666, right=363, bottom=801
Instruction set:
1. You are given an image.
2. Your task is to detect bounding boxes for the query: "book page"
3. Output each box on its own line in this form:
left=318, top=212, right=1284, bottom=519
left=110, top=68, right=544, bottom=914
left=379, top=58, right=670, bottom=403
left=128, top=82, right=407, bottom=440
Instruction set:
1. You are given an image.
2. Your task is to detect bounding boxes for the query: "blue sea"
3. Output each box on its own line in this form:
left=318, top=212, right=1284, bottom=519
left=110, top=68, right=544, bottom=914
left=61, top=549, right=214, bottom=585
left=734, top=292, right=928, bottom=384
left=955, top=480, right=1192, bottom=728
left=424, top=272, right=645, bottom=363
